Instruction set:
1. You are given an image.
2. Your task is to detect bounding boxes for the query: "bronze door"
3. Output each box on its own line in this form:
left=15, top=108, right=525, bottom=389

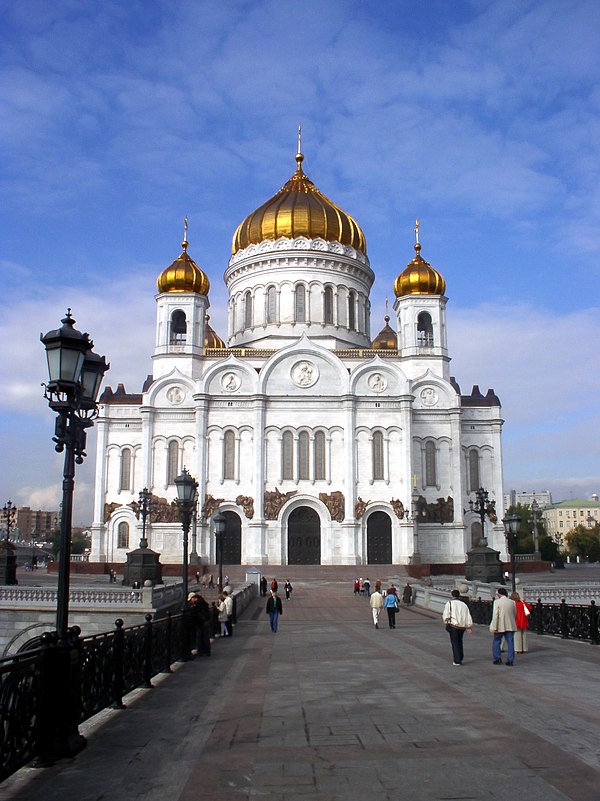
left=287, top=507, right=321, bottom=564
left=367, top=511, right=392, bottom=564
left=219, top=511, right=242, bottom=564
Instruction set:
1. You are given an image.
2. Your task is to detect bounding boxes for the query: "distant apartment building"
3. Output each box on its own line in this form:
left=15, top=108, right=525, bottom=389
left=504, top=490, right=553, bottom=510
left=543, top=499, right=600, bottom=540
left=14, top=507, right=58, bottom=541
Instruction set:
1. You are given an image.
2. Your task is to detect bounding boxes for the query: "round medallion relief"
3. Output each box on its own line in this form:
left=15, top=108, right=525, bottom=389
left=291, top=360, right=318, bottom=388
left=420, top=387, right=438, bottom=407
left=221, top=372, right=241, bottom=392
left=166, top=386, right=185, bottom=405
left=368, top=373, right=387, bottom=393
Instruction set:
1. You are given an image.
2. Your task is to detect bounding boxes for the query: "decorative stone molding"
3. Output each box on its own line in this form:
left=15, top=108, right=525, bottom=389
left=415, top=495, right=454, bottom=523
left=229, top=236, right=369, bottom=267
left=390, top=498, right=405, bottom=520
left=354, top=497, right=370, bottom=519
left=203, top=495, right=225, bottom=521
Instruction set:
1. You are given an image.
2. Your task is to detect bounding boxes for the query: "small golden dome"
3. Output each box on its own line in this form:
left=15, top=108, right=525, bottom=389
left=204, top=314, right=225, bottom=349
left=157, top=240, right=210, bottom=295
left=371, top=315, right=397, bottom=350
left=232, top=151, right=366, bottom=256
left=394, top=242, right=446, bottom=298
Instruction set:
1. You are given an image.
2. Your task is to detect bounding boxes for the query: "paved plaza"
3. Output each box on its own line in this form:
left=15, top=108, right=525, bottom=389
left=1, top=574, right=599, bottom=801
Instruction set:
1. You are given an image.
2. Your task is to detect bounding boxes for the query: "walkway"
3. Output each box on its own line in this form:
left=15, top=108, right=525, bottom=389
left=1, top=578, right=599, bottom=801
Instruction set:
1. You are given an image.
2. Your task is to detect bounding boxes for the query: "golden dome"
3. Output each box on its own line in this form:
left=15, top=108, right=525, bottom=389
left=371, top=315, right=397, bottom=350
left=157, top=241, right=210, bottom=295
left=394, top=242, right=446, bottom=298
left=204, top=314, right=225, bottom=349
left=232, top=152, right=366, bottom=256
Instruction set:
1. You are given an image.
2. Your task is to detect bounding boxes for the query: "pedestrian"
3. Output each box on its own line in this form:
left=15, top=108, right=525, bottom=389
left=383, top=586, right=399, bottom=628
left=224, top=574, right=230, bottom=588
left=208, top=573, right=214, bottom=589
left=188, top=593, right=211, bottom=656
left=353, top=578, right=360, bottom=595
left=271, top=578, right=278, bottom=593
left=510, top=591, right=532, bottom=653
left=402, top=582, right=413, bottom=606
left=369, top=584, right=384, bottom=628
left=442, top=589, right=473, bottom=665
left=260, top=576, right=268, bottom=597
left=359, top=577, right=364, bottom=595
left=363, top=577, right=371, bottom=597
left=195, top=571, right=200, bottom=584
left=284, top=579, right=293, bottom=600
left=266, top=589, right=283, bottom=632
left=490, top=587, right=517, bottom=665
left=216, top=593, right=229, bottom=637
left=223, top=589, right=234, bottom=636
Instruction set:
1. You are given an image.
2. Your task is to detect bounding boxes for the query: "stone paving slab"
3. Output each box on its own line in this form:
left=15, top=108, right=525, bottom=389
left=1, top=579, right=599, bottom=801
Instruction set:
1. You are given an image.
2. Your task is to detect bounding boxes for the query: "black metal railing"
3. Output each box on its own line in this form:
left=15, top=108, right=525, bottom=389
left=469, top=598, right=599, bottom=644
left=0, top=610, right=198, bottom=782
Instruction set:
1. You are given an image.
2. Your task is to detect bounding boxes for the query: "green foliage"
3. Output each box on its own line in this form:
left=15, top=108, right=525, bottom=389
left=507, top=503, right=547, bottom=554
left=565, top=524, right=600, bottom=562
left=539, top=536, right=559, bottom=562
left=47, top=526, right=91, bottom=558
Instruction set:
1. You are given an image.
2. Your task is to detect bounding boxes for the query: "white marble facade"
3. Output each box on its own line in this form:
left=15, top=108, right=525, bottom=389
left=91, top=156, right=507, bottom=567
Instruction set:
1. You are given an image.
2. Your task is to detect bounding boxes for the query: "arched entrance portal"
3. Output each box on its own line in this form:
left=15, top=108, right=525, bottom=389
left=287, top=507, right=321, bottom=564
left=219, top=511, right=242, bottom=565
left=367, top=511, right=392, bottom=563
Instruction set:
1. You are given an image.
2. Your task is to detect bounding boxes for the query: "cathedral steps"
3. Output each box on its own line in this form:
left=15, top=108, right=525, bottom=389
left=212, top=564, right=409, bottom=585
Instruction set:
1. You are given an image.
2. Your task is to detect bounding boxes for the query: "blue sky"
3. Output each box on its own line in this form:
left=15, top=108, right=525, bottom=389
left=1, top=0, right=599, bottom=525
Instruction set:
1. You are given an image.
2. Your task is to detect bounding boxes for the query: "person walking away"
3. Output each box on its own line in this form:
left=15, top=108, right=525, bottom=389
left=370, top=584, right=384, bottom=628
left=271, top=578, right=278, bottom=593
left=490, top=587, right=517, bottom=665
left=363, top=577, right=371, bottom=597
left=353, top=579, right=360, bottom=596
left=266, top=589, right=283, bottom=632
left=442, top=589, right=473, bottom=665
left=384, top=586, right=399, bottom=628
left=223, top=589, right=234, bottom=637
left=402, top=582, right=413, bottom=606
left=511, top=591, right=532, bottom=653
left=260, top=576, right=268, bottom=597
left=216, top=594, right=229, bottom=637
left=284, top=580, right=293, bottom=600
left=208, top=573, right=214, bottom=589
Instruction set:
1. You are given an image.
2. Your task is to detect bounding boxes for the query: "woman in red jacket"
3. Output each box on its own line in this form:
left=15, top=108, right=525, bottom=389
left=511, top=591, right=532, bottom=653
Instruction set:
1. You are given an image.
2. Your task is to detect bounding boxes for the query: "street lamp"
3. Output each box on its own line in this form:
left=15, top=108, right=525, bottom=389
left=175, top=467, right=198, bottom=606
left=138, top=487, right=152, bottom=549
left=530, top=497, right=541, bottom=559
left=2, top=500, right=15, bottom=541
left=502, top=512, right=521, bottom=593
left=41, top=310, right=109, bottom=642
left=469, top=487, right=496, bottom=546
left=213, top=511, right=226, bottom=590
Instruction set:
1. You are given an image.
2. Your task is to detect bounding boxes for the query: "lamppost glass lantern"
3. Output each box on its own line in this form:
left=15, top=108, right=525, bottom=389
left=40, top=310, right=90, bottom=395
left=79, top=348, right=110, bottom=410
left=502, top=512, right=521, bottom=593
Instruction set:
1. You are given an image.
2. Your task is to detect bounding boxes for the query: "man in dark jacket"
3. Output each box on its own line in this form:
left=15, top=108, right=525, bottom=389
left=266, top=590, right=283, bottom=632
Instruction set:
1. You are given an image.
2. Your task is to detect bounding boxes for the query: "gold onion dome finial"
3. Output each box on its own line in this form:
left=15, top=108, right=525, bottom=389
left=157, top=218, right=210, bottom=295
left=371, top=312, right=398, bottom=350
left=204, top=314, right=225, bottom=349
left=393, top=219, right=446, bottom=297
left=232, top=134, right=366, bottom=256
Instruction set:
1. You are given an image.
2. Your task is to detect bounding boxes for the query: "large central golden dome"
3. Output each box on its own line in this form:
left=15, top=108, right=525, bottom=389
left=232, top=152, right=366, bottom=256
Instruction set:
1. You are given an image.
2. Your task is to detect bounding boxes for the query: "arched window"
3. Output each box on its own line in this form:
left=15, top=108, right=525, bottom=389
left=298, top=431, right=310, bottom=480
left=223, top=430, right=235, bottom=480
left=244, top=291, right=253, bottom=329
left=170, top=310, right=187, bottom=344
left=417, top=312, right=434, bottom=347
left=167, top=441, right=179, bottom=485
left=295, top=285, right=306, bottom=322
left=117, top=521, right=129, bottom=549
left=119, top=448, right=131, bottom=491
left=266, top=286, right=277, bottom=323
left=314, top=430, right=326, bottom=480
left=348, top=291, right=356, bottom=330
left=323, top=286, right=333, bottom=324
left=425, top=441, right=437, bottom=486
left=282, top=431, right=294, bottom=480
left=468, top=450, right=480, bottom=493
left=372, top=431, right=384, bottom=480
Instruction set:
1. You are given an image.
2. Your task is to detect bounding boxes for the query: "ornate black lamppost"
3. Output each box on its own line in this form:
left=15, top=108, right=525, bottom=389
left=2, top=500, right=16, bottom=540
left=122, top=486, right=163, bottom=587
left=175, top=468, right=198, bottom=606
left=40, top=310, right=108, bottom=760
left=214, top=511, right=226, bottom=590
left=502, top=512, right=521, bottom=593
left=469, top=487, right=496, bottom=545
left=530, top=497, right=541, bottom=559
left=41, top=310, right=109, bottom=642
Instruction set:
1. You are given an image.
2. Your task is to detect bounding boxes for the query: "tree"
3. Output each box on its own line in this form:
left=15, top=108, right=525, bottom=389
left=507, top=504, right=547, bottom=554
left=539, top=535, right=559, bottom=562
left=565, top=524, right=600, bottom=562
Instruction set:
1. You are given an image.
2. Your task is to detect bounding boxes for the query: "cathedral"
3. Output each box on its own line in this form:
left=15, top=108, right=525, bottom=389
left=90, top=144, right=506, bottom=568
